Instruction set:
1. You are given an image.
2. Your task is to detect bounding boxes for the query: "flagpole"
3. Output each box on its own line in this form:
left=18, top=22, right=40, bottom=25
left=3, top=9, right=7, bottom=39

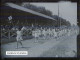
left=58, top=2, right=61, bottom=29
left=60, top=14, right=62, bottom=29
left=58, top=2, right=59, bottom=28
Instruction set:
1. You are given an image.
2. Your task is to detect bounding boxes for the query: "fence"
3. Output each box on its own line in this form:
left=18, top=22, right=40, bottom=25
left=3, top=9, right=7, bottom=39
left=1, top=29, right=32, bottom=44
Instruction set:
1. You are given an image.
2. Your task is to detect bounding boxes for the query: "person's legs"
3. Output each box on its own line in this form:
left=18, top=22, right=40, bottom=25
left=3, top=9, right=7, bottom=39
left=19, top=41, right=23, bottom=47
left=35, top=37, right=37, bottom=42
left=44, top=35, right=46, bottom=40
left=36, top=37, right=38, bottom=42
left=16, top=37, right=19, bottom=49
left=17, top=41, right=18, bottom=49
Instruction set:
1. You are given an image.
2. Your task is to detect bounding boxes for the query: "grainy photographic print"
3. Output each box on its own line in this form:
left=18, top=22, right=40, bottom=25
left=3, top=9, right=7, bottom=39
left=1, top=1, right=79, bottom=58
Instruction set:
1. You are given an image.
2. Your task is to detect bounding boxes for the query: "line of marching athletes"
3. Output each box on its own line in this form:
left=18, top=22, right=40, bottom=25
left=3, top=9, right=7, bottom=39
left=32, top=27, right=79, bottom=42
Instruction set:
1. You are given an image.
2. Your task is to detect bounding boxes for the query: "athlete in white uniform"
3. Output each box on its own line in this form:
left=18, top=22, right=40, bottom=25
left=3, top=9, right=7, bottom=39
left=52, top=28, right=55, bottom=37
left=32, top=29, right=35, bottom=38
left=42, top=28, right=47, bottom=40
left=37, top=29, right=41, bottom=38
left=57, top=29, right=59, bottom=38
left=48, top=28, right=52, bottom=37
left=32, top=28, right=39, bottom=42
left=54, top=28, right=57, bottom=39
left=16, top=28, right=23, bottom=49
left=60, top=29, right=63, bottom=37
left=59, top=29, right=61, bottom=37
left=62, top=29, right=64, bottom=36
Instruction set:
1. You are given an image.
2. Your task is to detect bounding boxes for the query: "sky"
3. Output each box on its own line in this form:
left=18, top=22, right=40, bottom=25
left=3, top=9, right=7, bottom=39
left=30, top=1, right=77, bottom=25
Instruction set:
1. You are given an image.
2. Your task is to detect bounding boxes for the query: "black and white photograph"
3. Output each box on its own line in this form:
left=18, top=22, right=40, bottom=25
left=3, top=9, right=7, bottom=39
left=1, top=1, right=79, bottom=58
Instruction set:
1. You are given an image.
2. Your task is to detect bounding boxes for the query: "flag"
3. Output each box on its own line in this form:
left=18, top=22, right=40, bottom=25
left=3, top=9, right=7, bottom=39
left=8, top=16, right=12, bottom=21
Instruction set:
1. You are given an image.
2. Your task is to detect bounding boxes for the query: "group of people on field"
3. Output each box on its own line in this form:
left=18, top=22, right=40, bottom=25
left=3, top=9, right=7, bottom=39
left=15, top=26, right=79, bottom=48
left=32, top=27, right=78, bottom=42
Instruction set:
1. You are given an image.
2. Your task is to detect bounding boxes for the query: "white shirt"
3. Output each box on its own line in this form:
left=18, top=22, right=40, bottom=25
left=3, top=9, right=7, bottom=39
left=16, top=30, right=23, bottom=41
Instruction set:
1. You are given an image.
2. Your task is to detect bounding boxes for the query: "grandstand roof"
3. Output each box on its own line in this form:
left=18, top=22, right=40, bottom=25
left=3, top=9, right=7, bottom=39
left=6, top=3, right=56, bottom=21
